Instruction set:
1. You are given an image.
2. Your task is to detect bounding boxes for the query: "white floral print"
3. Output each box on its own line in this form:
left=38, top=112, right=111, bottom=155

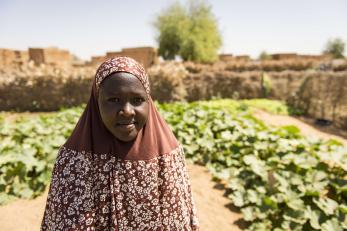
left=41, top=145, right=199, bottom=230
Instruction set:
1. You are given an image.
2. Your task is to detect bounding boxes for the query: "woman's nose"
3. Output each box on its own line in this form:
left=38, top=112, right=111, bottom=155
left=119, top=102, right=135, bottom=117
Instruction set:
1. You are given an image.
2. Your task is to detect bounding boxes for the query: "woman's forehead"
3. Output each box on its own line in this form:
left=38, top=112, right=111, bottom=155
left=100, top=72, right=147, bottom=95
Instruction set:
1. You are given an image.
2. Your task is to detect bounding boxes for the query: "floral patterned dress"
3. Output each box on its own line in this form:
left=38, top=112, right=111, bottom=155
left=41, top=145, right=199, bottom=230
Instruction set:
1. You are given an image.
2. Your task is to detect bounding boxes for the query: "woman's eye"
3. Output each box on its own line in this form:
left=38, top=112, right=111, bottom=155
left=133, top=98, right=145, bottom=104
left=109, top=98, right=120, bottom=102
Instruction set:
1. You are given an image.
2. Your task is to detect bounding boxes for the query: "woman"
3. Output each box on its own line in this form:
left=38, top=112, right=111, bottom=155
left=41, top=57, right=199, bottom=230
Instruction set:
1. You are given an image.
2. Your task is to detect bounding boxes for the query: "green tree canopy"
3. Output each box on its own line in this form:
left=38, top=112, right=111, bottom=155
left=154, top=0, right=222, bottom=63
left=258, top=51, right=272, bottom=61
left=323, top=37, right=345, bottom=59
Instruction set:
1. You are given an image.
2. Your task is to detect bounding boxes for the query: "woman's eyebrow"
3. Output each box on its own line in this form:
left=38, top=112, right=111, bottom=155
left=105, top=91, right=147, bottom=97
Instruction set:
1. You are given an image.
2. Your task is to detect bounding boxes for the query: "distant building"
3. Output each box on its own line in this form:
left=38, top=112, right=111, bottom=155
left=90, top=47, right=158, bottom=69
left=271, top=53, right=331, bottom=61
left=90, top=56, right=106, bottom=66
left=296, top=54, right=331, bottom=60
left=271, top=53, right=298, bottom=60
left=28, top=47, right=72, bottom=66
left=219, top=54, right=233, bottom=61
left=0, top=48, right=29, bottom=66
left=233, top=55, right=251, bottom=61
left=219, top=54, right=250, bottom=62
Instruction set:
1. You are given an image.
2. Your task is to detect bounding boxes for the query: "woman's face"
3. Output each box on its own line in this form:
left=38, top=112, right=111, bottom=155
left=98, top=72, right=149, bottom=142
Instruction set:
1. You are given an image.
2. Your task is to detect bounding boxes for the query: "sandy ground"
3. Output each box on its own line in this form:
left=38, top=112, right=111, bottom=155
left=1, top=110, right=346, bottom=231
left=188, top=163, right=243, bottom=231
left=254, top=109, right=347, bottom=146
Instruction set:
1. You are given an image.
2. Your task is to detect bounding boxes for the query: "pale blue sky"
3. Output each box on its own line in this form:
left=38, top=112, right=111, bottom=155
left=1, top=0, right=346, bottom=60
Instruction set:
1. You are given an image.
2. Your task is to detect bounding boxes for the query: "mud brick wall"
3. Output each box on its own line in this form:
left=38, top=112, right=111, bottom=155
left=120, top=47, right=157, bottom=69
left=90, top=56, right=106, bottom=66
left=29, top=47, right=72, bottom=66
left=219, top=55, right=250, bottom=62
left=16, top=51, right=29, bottom=64
left=271, top=53, right=298, bottom=60
left=44, top=48, right=72, bottom=65
left=0, top=49, right=16, bottom=67
left=233, top=55, right=251, bottom=61
left=106, top=51, right=123, bottom=58
left=90, top=47, right=158, bottom=69
left=297, top=54, right=330, bottom=61
left=0, top=49, right=28, bottom=67
left=2, top=59, right=347, bottom=130
left=289, top=72, right=347, bottom=129
left=219, top=54, right=234, bottom=62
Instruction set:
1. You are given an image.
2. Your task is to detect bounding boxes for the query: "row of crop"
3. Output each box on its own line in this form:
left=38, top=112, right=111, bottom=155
left=158, top=101, right=347, bottom=230
left=0, top=107, right=82, bottom=203
left=1, top=99, right=346, bottom=230
left=0, top=99, right=282, bottom=205
left=0, top=99, right=274, bottom=203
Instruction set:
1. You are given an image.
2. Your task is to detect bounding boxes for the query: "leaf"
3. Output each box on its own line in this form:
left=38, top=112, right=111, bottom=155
left=341, top=215, right=347, bottom=229
left=248, top=219, right=272, bottom=231
left=241, top=206, right=256, bottom=221
left=300, top=171, right=328, bottom=196
left=263, top=196, right=278, bottom=209
left=227, top=178, right=244, bottom=191
left=18, top=187, right=34, bottom=199
left=274, top=172, right=289, bottom=192
left=313, top=197, right=338, bottom=215
left=339, top=204, right=347, bottom=214
left=229, top=191, right=245, bottom=207
left=243, top=155, right=267, bottom=180
left=321, top=218, right=342, bottom=231
left=220, top=130, right=233, bottom=140
left=283, top=209, right=306, bottom=224
left=304, top=206, right=321, bottom=229
left=247, top=189, right=261, bottom=204
left=287, top=198, right=305, bottom=211
left=280, top=125, right=301, bottom=135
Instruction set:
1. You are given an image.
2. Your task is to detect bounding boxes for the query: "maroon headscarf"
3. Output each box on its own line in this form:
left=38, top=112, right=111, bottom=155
left=65, top=56, right=178, bottom=160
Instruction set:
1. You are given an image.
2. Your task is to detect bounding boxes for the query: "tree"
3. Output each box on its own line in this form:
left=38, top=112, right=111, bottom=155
left=154, top=0, right=222, bottom=63
left=258, top=51, right=272, bottom=61
left=323, top=38, right=345, bottom=59
left=154, top=3, right=188, bottom=60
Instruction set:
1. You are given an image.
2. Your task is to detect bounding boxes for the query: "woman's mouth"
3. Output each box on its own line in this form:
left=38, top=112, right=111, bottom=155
left=116, top=122, right=136, bottom=131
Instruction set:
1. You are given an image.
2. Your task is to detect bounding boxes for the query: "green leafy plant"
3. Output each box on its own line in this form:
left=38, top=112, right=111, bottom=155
left=1, top=100, right=346, bottom=230
left=261, top=72, right=272, bottom=98
left=0, top=107, right=83, bottom=204
left=157, top=101, right=346, bottom=230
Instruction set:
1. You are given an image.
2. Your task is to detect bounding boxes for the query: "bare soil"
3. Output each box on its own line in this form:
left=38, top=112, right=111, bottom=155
left=254, top=109, right=347, bottom=146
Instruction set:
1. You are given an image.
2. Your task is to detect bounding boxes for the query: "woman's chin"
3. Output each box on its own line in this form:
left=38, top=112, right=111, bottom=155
left=113, top=132, right=138, bottom=142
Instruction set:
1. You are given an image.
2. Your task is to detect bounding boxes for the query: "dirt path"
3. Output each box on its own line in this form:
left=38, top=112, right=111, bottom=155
left=0, top=163, right=242, bottom=231
left=188, top=163, right=242, bottom=230
left=254, top=109, right=347, bottom=146
left=0, top=188, right=48, bottom=231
